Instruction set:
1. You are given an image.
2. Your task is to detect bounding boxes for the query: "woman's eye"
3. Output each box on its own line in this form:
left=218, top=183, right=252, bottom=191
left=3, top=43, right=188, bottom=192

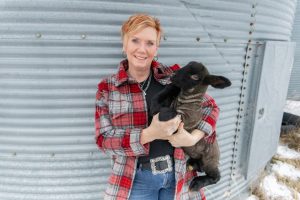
left=132, top=39, right=139, bottom=43
left=147, top=41, right=155, bottom=46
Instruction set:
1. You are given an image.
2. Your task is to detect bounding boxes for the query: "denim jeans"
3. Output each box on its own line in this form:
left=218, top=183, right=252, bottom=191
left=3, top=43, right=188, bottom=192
left=129, top=167, right=176, bottom=200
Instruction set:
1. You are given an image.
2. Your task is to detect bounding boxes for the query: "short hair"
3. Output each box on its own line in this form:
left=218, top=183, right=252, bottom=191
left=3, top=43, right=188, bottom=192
left=121, top=13, right=163, bottom=46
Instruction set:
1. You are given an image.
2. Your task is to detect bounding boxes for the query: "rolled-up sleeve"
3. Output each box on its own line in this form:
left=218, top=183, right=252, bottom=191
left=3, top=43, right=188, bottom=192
left=197, top=94, right=220, bottom=142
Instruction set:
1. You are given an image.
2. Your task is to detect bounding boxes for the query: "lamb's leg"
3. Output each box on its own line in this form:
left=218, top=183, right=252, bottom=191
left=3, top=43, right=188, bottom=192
left=150, top=83, right=180, bottom=116
left=189, top=167, right=220, bottom=191
left=158, top=107, right=177, bottom=121
left=186, top=158, right=203, bottom=172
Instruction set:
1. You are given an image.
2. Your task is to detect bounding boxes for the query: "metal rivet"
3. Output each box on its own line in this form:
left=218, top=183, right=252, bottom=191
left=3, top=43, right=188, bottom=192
left=196, top=37, right=200, bottom=42
left=248, top=39, right=252, bottom=43
left=249, top=31, right=252, bottom=35
left=163, top=36, right=167, bottom=41
left=224, top=38, right=228, bottom=42
left=250, top=22, right=254, bottom=26
left=81, top=34, right=86, bottom=39
left=36, top=33, right=42, bottom=38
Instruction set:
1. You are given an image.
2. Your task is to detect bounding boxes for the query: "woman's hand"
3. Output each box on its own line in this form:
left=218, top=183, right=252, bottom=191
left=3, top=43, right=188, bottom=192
left=141, top=114, right=181, bottom=144
left=167, top=123, right=205, bottom=147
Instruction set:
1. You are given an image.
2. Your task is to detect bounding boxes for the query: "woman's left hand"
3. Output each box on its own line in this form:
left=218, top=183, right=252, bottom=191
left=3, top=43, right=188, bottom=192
left=167, top=123, right=205, bottom=147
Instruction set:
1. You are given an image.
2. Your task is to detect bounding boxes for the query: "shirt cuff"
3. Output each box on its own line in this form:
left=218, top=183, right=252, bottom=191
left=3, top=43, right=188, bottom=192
left=130, top=128, right=150, bottom=155
left=197, top=120, right=213, bottom=136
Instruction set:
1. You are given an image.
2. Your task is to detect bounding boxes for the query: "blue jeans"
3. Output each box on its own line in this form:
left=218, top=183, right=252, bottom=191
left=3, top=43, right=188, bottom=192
left=129, top=168, right=176, bottom=200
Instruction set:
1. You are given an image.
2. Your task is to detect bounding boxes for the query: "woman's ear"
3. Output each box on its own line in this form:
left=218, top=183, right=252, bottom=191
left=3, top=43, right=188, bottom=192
left=154, top=45, right=158, bottom=55
left=203, top=75, right=231, bottom=89
left=122, top=43, right=127, bottom=53
left=122, top=35, right=128, bottom=53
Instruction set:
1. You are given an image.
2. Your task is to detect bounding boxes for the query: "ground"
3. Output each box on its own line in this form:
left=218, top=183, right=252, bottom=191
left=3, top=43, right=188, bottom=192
left=247, top=100, right=300, bottom=200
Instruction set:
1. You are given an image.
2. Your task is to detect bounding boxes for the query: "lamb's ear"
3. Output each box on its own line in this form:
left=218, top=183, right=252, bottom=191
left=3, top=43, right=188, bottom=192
left=203, top=75, right=231, bottom=89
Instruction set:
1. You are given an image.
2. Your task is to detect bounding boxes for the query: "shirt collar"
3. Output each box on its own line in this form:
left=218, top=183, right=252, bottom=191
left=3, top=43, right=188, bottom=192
left=115, top=59, right=163, bottom=87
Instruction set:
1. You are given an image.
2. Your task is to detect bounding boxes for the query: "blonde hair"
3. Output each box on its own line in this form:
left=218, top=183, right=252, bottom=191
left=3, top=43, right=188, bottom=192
left=121, top=13, right=163, bottom=46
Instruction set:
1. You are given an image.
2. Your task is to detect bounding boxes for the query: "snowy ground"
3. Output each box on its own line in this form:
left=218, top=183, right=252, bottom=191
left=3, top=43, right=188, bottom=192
left=246, top=100, right=300, bottom=200
left=247, top=145, right=300, bottom=200
left=284, top=100, right=300, bottom=116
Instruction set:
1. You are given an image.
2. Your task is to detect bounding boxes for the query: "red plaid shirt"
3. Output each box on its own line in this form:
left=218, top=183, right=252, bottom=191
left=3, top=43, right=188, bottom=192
left=95, top=60, right=219, bottom=200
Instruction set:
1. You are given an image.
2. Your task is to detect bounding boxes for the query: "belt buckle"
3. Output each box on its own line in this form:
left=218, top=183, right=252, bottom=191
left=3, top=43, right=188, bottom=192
left=150, top=155, right=172, bottom=175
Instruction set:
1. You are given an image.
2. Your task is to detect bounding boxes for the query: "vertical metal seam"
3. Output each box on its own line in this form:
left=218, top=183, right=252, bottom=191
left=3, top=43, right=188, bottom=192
left=229, top=1, right=257, bottom=196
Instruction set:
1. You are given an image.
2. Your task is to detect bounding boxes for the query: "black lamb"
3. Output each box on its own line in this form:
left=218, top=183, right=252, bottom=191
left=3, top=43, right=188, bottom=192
left=150, top=61, right=231, bottom=191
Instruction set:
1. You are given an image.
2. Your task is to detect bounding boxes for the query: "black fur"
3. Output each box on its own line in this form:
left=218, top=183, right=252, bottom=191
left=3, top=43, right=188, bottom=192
left=150, top=61, right=231, bottom=191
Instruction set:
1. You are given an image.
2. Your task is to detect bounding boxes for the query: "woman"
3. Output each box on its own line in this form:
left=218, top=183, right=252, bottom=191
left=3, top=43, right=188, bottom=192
left=95, top=13, right=219, bottom=200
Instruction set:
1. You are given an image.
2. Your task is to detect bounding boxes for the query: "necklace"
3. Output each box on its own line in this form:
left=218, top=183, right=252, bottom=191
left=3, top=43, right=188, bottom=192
left=139, top=70, right=152, bottom=96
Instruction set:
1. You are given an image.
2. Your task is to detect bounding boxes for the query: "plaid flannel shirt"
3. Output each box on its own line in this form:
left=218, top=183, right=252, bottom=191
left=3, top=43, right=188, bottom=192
left=95, top=60, right=219, bottom=200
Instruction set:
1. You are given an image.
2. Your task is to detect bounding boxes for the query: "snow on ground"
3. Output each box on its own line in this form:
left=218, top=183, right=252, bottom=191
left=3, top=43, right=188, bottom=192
left=284, top=100, right=300, bottom=116
left=246, top=145, right=300, bottom=200
left=247, top=195, right=259, bottom=200
left=271, top=161, right=300, bottom=181
left=260, top=174, right=294, bottom=200
left=246, top=100, right=300, bottom=200
left=277, top=145, right=300, bottom=160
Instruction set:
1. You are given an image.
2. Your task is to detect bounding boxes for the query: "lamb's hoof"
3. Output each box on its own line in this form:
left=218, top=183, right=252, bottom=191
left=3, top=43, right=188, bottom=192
left=189, top=177, right=205, bottom=192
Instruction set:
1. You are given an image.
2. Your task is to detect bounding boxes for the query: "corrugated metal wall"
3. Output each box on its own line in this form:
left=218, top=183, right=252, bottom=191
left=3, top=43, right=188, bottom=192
left=288, top=1, right=300, bottom=100
left=0, top=1, right=297, bottom=200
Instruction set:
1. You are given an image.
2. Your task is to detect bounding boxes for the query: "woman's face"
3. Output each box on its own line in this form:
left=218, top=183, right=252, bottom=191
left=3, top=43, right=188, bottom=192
left=123, top=27, right=158, bottom=71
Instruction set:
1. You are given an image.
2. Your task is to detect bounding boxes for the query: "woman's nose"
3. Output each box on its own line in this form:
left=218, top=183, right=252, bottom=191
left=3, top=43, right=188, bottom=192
left=137, top=42, right=147, bottom=52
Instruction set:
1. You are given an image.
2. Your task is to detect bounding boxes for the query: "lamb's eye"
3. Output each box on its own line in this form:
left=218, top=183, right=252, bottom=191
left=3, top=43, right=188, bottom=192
left=191, top=74, right=199, bottom=80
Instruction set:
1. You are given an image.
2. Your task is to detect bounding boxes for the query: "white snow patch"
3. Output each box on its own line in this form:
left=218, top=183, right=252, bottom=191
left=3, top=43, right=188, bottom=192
left=284, top=100, right=300, bottom=116
left=246, top=195, right=259, bottom=200
left=277, top=145, right=300, bottom=159
left=271, top=162, right=300, bottom=181
left=261, top=174, right=294, bottom=200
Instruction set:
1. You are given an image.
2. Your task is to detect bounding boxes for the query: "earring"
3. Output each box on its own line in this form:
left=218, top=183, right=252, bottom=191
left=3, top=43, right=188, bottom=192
left=122, top=51, right=127, bottom=59
left=153, top=55, right=158, bottom=61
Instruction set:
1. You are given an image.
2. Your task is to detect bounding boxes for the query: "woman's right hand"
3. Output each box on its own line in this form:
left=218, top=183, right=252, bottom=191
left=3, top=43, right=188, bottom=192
left=141, top=114, right=181, bottom=144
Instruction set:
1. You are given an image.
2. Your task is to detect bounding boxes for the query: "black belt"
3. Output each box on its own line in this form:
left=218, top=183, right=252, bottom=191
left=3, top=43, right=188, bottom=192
left=137, top=155, right=174, bottom=175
